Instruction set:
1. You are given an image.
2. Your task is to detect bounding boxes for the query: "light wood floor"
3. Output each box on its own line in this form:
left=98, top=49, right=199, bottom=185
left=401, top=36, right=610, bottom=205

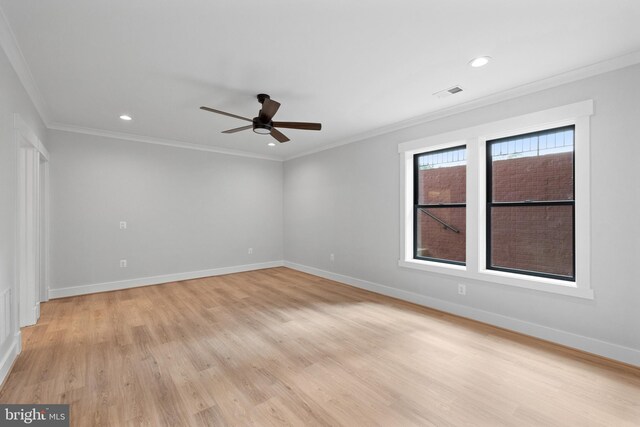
left=1, top=268, right=639, bottom=426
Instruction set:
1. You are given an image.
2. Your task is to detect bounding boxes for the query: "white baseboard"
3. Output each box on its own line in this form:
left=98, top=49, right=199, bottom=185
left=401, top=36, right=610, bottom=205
left=49, top=261, right=284, bottom=299
left=0, top=332, right=21, bottom=389
left=283, top=261, right=640, bottom=367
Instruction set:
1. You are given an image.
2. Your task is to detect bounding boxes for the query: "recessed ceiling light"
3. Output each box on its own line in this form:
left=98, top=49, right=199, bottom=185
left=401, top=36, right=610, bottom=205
left=469, top=56, right=491, bottom=68
left=119, top=114, right=132, bottom=121
left=267, top=142, right=276, bottom=147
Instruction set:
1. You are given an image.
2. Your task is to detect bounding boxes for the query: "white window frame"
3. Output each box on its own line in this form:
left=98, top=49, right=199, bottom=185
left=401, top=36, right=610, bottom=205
left=398, top=100, right=593, bottom=299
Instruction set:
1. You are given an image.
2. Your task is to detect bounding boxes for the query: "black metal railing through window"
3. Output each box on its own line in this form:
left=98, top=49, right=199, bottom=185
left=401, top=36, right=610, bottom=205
left=418, top=208, right=460, bottom=233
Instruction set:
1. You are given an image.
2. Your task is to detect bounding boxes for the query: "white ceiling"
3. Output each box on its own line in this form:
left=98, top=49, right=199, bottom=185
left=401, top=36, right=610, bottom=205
left=2, top=0, right=640, bottom=160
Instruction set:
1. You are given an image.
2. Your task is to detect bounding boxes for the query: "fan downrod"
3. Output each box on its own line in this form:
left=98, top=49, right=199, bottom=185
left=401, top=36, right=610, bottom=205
left=257, top=93, right=270, bottom=104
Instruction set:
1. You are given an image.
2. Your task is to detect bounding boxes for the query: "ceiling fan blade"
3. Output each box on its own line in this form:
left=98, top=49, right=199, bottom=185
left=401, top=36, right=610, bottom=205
left=260, top=98, right=281, bottom=122
left=270, top=128, right=290, bottom=143
left=200, top=106, right=252, bottom=122
left=272, top=121, right=322, bottom=131
left=222, top=125, right=253, bottom=134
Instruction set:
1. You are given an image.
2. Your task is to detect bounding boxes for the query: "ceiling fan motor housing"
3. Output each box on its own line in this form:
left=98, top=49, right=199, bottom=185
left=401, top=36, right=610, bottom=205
left=253, top=118, right=272, bottom=135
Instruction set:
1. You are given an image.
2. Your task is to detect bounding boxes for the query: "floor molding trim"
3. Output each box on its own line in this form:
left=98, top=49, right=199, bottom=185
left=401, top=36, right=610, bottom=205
left=0, top=332, right=21, bottom=389
left=283, top=261, right=640, bottom=367
left=49, top=261, right=284, bottom=299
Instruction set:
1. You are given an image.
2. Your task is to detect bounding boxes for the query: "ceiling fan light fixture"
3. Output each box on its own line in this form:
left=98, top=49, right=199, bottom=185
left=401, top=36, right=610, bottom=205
left=253, top=123, right=272, bottom=135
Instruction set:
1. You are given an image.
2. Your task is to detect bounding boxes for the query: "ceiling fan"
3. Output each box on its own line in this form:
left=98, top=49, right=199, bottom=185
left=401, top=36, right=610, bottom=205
left=200, top=94, right=322, bottom=143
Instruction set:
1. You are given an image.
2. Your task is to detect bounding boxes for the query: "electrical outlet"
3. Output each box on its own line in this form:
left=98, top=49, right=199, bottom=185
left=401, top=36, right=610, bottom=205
left=119, top=221, right=127, bottom=229
left=458, top=284, right=466, bottom=296
left=330, top=253, right=335, bottom=262
left=120, top=259, right=127, bottom=268
left=248, top=248, right=253, bottom=254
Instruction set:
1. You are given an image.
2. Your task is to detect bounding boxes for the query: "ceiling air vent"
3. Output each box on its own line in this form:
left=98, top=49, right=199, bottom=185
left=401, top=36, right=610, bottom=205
left=434, top=85, right=463, bottom=99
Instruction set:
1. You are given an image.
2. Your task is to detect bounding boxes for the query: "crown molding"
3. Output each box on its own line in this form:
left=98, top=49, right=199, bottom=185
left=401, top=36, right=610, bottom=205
left=0, top=6, right=51, bottom=125
left=284, top=49, right=640, bottom=161
left=2, top=0, right=638, bottom=163
left=47, top=46, right=640, bottom=163
left=47, top=123, right=283, bottom=161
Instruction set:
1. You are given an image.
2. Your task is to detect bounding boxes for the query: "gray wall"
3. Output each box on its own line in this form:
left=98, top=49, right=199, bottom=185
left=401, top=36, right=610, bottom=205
left=284, top=64, right=640, bottom=353
left=49, top=130, right=283, bottom=290
left=0, top=44, right=47, bottom=366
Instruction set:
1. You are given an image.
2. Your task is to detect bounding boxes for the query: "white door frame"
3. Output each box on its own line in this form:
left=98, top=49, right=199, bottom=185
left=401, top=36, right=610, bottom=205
left=39, top=156, right=50, bottom=303
left=15, top=114, right=49, bottom=328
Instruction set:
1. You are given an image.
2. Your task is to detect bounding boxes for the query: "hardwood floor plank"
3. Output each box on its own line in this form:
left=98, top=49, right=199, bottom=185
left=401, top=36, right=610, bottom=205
left=0, top=267, right=638, bottom=426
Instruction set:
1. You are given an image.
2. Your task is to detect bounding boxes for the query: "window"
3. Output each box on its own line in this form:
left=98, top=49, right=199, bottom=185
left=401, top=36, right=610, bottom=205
left=414, top=146, right=466, bottom=265
left=399, top=100, right=593, bottom=299
left=486, top=126, right=575, bottom=281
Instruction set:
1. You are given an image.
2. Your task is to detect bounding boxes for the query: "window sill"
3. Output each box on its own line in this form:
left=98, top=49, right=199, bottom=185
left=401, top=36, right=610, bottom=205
left=476, top=268, right=594, bottom=299
left=399, top=259, right=467, bottom=277
left=399, top=259, right=594, bottom=300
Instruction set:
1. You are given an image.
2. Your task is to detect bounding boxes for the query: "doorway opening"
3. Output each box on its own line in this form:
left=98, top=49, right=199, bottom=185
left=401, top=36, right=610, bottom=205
left=15, top=114, right=49, bottom=328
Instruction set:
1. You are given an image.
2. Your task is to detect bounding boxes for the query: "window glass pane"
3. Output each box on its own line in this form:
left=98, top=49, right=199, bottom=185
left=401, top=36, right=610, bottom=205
left=417, top=147, right=466, bottom=204
left=490, top=205, right=573, bottom=277
left=416, top=207, right=466, bottom=263
left=491, top=128, right=574, bottom=202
